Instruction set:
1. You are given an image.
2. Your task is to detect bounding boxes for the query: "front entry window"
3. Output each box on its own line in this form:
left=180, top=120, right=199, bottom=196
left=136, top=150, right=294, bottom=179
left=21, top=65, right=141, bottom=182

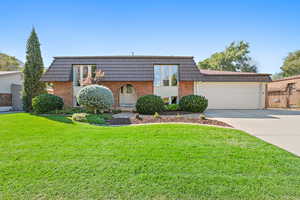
left=154, top=65, right=179, bottom=104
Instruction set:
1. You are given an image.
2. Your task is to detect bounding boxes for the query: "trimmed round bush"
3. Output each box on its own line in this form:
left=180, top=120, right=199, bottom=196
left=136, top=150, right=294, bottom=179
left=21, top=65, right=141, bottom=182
left=179, top=95, right=208, bottom=113
left=32, top=94, right=64, bottom=113
left=76, top=85, right=114, bottom=113
left=136, top=95, right=165, bottom=114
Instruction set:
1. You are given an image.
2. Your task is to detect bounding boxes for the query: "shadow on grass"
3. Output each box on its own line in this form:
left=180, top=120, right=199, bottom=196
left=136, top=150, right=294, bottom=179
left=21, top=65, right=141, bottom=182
left=37, top=114, right=74, bottom=124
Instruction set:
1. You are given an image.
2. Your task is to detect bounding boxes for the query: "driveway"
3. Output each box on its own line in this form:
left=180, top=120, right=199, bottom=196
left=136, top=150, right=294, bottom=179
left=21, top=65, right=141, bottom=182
left=205, top=109, right=300, bottom=156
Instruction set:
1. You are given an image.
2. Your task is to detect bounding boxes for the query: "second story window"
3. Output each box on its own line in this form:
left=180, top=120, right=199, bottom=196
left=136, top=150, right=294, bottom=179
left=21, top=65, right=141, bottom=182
left=73, top=64, right=97, bottom=86
left=154, top=65, right=178, bottom=87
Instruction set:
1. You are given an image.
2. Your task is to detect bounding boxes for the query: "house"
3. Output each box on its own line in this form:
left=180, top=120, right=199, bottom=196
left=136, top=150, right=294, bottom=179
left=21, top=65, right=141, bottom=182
left=267, top=75, right=300, bottom=108
left=41, top=56, right=271, bottom=109
left=0, top=71, right=23, bottom=111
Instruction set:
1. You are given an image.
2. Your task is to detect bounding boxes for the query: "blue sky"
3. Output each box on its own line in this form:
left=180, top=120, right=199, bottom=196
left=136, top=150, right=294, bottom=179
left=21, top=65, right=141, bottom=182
left=1, top=0, right=300, bottom=73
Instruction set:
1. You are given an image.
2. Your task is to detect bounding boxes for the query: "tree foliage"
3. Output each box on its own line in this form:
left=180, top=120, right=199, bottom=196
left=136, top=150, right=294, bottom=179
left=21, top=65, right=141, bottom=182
left=271, top=72, right=284, bottom=81
left=0, top=53, right=23, bottom=71
left=280, top=50, right=300, bottom=77
left=198, top=41, right=257, bottom=72
left=22, top=28, right=46, bottom=112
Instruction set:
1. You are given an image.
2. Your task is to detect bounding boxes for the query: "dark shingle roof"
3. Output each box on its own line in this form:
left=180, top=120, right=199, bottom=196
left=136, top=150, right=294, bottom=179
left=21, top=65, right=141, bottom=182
left=41, top=56, right=203, bottom=82
left=41, top=56, right=271, bottom=82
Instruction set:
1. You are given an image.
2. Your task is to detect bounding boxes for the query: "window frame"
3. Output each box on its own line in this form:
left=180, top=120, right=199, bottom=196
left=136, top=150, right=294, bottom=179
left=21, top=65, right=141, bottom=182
left=73, top=64, right=97, bottom=86
left=153, top=64, right=179, bottom=87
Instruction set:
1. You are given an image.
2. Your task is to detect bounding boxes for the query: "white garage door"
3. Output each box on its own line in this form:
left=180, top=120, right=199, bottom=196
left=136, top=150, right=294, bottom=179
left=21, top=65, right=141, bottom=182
left=194, top=82, right=265, bottom=109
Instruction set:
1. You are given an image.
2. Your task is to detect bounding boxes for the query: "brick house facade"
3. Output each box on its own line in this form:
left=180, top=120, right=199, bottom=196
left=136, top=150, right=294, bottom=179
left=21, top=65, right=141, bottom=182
left=42, top=56, right=271, bottom=109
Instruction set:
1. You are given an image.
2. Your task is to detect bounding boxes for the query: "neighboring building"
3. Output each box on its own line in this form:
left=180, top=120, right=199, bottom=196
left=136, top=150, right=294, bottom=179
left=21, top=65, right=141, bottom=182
left=267, top=75, right=300, bottom=108
left=41, top=56, right=271, bottom=109
left=0, top=71, right=23, bottom=111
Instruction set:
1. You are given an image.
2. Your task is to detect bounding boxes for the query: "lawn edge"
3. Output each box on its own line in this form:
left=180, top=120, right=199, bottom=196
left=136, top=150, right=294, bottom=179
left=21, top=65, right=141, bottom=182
left=110, top=122, right=236, bottom=129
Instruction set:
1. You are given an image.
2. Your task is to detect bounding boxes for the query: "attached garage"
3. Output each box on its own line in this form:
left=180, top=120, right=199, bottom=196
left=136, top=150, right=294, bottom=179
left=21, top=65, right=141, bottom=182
left=194, top=82, right=266, bottom=109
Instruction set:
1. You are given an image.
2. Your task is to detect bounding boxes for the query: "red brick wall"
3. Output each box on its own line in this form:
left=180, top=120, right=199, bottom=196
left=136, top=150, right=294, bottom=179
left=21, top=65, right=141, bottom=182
left=52, top=82, right=73, bottom=107
left=52, top=81, right=195, bottom=108
left=101, top=81, right=153, bottom=107
left=179, top=81, right=194, bottom=98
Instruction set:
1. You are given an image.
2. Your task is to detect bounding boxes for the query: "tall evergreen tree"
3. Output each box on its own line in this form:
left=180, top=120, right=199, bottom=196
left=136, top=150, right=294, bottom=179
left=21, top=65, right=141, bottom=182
left=22, top=28, right=46, bottom=112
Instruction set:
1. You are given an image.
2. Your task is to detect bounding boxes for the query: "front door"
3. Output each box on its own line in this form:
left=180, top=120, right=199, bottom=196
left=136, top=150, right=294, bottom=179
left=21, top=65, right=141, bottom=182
left=119, top=84, right=137, bottom=107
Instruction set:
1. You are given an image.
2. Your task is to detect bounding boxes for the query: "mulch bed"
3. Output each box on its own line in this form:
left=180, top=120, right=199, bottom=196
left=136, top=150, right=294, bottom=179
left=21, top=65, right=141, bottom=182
left=108, top=118, right=132, bottom=125
left=109, top=116, right=232, bottom=127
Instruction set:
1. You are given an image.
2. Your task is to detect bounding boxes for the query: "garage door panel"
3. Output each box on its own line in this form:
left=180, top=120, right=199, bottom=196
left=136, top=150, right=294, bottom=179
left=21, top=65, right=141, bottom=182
left=195, top=83, right=263, bottom=109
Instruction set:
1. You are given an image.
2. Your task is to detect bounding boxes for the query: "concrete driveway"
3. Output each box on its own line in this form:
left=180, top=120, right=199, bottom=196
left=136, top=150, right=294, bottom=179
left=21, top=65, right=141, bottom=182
left=205, top=109, right=300, bottom=156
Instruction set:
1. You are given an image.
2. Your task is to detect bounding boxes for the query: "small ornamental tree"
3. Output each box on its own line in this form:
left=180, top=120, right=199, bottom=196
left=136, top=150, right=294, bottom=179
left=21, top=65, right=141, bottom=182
left=76, top=85, right=114, bottom=113
left=22, top=28, right=46, bottom=112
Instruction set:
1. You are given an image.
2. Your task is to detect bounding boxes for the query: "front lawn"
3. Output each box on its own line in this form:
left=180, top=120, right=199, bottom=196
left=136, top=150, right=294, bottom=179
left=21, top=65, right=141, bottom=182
left=0, top=113, right=300, bottom=200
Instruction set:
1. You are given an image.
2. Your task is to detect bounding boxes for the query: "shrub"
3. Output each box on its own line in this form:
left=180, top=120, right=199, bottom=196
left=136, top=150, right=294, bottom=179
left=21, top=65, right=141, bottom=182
left=86, top=114, right=106, bottom=124
left=72, top=113, right=88, bottom=122
left=135, top=95, right=164, bottom=114
left=164, top=104, right=180, bottom=111
left=153, top=112, right=161, bottom=119
left=199, top=114, right=206, bottom=120
left=135, top=114, right=142, bottom=120
left=179, top=95, right=208, bottom=113
left=72, top=113, right=106, bottom=124
left=76, top=85, right=114, bottom=113
left=32, top=94, right=64, bottom=113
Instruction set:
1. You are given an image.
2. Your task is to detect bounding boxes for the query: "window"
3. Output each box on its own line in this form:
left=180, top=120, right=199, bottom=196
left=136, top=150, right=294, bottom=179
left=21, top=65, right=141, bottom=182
left=82, top=66, right=89, bottom=79
left=120, top=84, right=134, bottom=94
left=154, top=65, right=178, bottom=87
left=171, top=96, right=177, bottom=104
left=73, top=64, right=97, bottom=86
left=126, top=85, right=133, bottom=93
left=162, top=66, right=170, bottom=86
left=91, top=65, right=96, bottom=78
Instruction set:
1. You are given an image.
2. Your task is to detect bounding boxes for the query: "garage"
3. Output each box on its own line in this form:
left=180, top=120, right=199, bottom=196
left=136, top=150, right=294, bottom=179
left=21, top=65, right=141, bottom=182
left=194, top=82, right=266, bottom=109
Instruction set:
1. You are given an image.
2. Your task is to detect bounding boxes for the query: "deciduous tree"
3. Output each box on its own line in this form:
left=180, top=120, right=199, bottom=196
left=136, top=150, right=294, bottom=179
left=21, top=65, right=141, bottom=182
left=198, top=41, right=257, bottom=72
left=280, top=50, right=300, bottom=77
left=0, top=53, right=23, bottom=71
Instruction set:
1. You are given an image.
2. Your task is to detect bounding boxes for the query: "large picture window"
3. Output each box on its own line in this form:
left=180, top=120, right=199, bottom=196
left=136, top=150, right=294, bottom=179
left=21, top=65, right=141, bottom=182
left=73, top=64, right=97, bottom=86
left=154, top=65, right=178, bottom=87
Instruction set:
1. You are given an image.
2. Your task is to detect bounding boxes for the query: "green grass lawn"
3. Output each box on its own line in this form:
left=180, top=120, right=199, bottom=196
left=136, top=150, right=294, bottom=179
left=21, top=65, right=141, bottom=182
left=1, top=113, right=300, bottom=200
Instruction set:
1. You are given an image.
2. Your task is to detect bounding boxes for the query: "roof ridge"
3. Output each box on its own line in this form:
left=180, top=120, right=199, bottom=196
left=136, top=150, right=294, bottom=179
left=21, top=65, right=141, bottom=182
left=53, top=55, right=194, bottom=59
left=199, top=69, right=270, bottom=76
